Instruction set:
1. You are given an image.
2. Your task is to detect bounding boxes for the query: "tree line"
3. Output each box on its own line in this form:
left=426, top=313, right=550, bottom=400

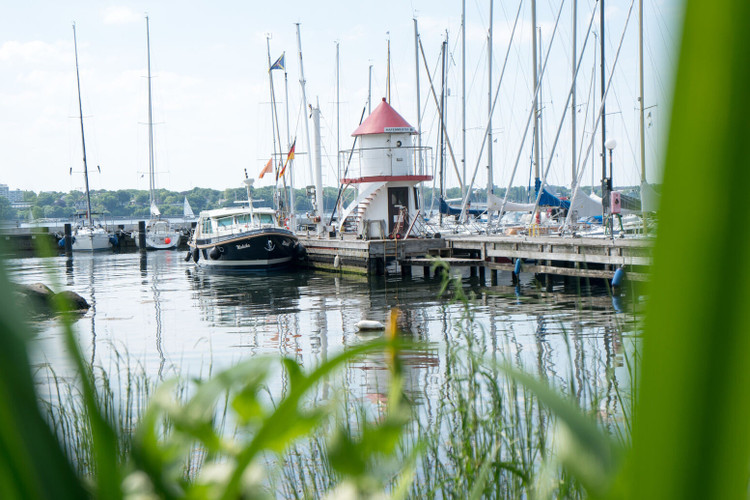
left=0, top=183, right=639, bottom=221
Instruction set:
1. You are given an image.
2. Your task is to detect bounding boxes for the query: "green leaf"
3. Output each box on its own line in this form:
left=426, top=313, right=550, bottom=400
left=626, top=1, right=750, bottom=499
left=0, top=254, right=87, bottom=499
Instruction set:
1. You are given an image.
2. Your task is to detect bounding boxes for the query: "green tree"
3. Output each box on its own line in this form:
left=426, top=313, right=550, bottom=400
left=0, top=197, right=15, bottom=220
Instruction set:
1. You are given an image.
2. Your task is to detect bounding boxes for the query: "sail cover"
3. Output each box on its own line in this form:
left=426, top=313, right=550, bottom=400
left=535, top=179, right=571, bottom=209
left=568, top=186, right=602, bottom=218
left=486, top=192, right=536, bottom=212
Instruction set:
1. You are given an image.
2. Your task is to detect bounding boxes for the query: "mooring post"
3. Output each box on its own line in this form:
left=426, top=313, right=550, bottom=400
left=424, top=266, right=431, bottom=278
left=491, top=268, right=498, bottom=285
left=470, top=266, right=477, bottom=278
left=138, top=221, right=146, bottom=250
left=63, top=223, right=72, bottom=256
left=479, top=266, right=486, bottom=284
left=401, top=263, right=412, bottom=277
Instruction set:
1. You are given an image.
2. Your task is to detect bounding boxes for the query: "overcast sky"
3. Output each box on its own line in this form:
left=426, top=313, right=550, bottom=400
left=0, top=0, right=681, bottom=194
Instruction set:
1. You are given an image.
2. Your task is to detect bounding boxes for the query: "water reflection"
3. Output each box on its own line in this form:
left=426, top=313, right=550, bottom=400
left=7, top=251, right=640, bottom=425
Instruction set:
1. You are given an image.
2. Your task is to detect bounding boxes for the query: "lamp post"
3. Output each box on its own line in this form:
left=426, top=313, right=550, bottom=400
left=604, top=138, right=617, bottom=236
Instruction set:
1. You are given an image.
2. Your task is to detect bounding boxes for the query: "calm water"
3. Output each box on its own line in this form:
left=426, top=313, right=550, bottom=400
left=8, top=251, right=640, bottom=411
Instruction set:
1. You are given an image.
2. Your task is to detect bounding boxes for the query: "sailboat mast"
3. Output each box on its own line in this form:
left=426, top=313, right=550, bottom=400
left=336, top=41, right=341, bottom=221
left=284, top=59, right=294, bottom=227
left=413, top=18, right=425, bottom=212
left=571, top=0, right=577, bottom=182
left=386, top=37, right=391, bottom=103
left=413, top=18, right=423, bottom=178
left=336, top=41, right=340, bottom=183
left=146, top=16, right=156, bottom=214
left=72, top=23, right=93, bottom=227
left=439, top=38, right=447, bottom=227
left=295, top=24, right=315, bottom=224
left=487, top=0, right=494, bottom=198
left=532, top=0, right=541, bottom=182
left=638, top=0, right=646, bottom=183
left=462, top=0, right=467, bottom=199
left=600, top=0, right=608, bottom=215
left=266, top=36, right=283, bottom=212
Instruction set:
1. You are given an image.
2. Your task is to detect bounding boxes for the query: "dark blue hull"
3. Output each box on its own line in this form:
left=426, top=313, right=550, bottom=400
left=189, top=228, right=305, bottom=271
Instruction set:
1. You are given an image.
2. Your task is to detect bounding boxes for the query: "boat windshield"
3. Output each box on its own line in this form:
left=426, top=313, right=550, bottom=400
left=217, top=216, right=234, bottom=228
left=256, top=213, right=274, bottom=225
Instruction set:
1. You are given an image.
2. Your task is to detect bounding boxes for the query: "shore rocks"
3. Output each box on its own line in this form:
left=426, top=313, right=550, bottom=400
left=17, top=282, right=90, bottom=312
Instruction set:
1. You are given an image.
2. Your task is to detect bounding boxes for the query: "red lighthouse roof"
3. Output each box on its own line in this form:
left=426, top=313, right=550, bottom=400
left=352, top=98, right=416, bottom=136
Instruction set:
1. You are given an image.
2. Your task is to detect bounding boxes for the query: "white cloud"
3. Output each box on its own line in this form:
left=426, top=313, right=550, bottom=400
left=102, top=6, right=141, bottom=25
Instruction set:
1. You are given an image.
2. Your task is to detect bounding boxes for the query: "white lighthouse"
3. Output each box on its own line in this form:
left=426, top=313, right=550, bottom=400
left=338, top=98, right=431, bottom=239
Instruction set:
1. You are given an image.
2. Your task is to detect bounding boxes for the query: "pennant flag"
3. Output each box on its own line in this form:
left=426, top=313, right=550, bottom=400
left=277, top=140, right=296, bottom=180
left=270, top=53, right=285, bottom=71
left=259, top=158, right=273, bottom=179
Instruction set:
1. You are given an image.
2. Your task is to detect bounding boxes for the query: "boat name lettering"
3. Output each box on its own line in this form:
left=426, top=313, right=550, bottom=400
left=236, top=243, right=252, bottom=250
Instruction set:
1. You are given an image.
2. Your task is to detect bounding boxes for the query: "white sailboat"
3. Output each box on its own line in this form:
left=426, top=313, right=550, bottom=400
left=70, top=23, right=112, bottom=252
left=136, top=16, right=181, bottom=250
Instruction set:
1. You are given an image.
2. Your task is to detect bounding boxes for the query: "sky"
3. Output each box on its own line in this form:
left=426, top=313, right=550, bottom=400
left=0, top=0, right=682, bottom=195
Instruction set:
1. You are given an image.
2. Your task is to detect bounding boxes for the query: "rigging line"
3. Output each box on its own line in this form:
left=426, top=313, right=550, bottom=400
left=459, top=0, right=527, bottom=220
left=563, top=0, right=637, bottom=232
left=575, top=60, right=598, bottom=179
left=418, top=37, right=465, bottom=192
left=608, top=81, right=640, bottom=179
left=496, top=0, right=583, bottom=226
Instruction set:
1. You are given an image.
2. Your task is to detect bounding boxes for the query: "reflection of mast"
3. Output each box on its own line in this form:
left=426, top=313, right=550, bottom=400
left=86, top=256, right=97, bottom=367
left=151, top=258, right=166, bottom=379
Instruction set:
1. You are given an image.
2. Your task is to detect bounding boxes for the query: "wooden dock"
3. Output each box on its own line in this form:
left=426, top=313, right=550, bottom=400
left=3, top=223, right=653, bottom=284
left=296, top=234, right=446, bottom=274
left=299, top=232, right=653, bottom=282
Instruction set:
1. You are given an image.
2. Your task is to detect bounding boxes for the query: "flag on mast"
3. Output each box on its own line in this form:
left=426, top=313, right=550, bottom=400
left=277, top=140, right=296, bottom=180
left=259, top=158, right=273, bottom=179
left=270, top=53, right=285, bottom=71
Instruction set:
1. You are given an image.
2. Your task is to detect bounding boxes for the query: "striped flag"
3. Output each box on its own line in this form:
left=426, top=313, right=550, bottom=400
left=277, top=140, right=296, bottom=180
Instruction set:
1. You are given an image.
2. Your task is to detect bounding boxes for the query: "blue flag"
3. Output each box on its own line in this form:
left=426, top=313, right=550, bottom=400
left=270, top=53, right=285, bottom=71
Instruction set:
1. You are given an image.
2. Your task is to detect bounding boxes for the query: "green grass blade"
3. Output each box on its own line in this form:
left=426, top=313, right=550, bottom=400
left=0, top=256, right=87, bottom=499
left=628, top=1, right=750, bottom=498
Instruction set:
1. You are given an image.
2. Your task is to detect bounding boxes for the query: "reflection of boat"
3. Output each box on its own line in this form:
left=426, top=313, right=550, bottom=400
left=135, top=16, right=181, bottom=250
left=69, top=24, right=112, bottom=252
left=187, top=176, right=305, bottom=271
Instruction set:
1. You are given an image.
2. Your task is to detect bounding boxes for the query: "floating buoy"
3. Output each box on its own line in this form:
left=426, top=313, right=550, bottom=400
left=612, top=267, right=625, bottom=288
left=209, top=246, right=222, bottom=260
left=333, top=254, right=341, bottom=269
left=164, top=237, right=171, bottom=245
left=192, top=248, right=200, bottom=262
left=184, top=251, right=192, bottom=262
left=514, top=258, right=522, bottom=275
left=356, top=320, right=385, bottom=331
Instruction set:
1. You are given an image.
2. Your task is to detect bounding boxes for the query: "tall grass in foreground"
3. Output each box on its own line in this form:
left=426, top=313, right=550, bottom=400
left=3, top=0, right=750, bottom=497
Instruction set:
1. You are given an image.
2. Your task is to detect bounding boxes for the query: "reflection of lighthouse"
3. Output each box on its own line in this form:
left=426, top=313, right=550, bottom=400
left=338, top=98, right=432, bottom=239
